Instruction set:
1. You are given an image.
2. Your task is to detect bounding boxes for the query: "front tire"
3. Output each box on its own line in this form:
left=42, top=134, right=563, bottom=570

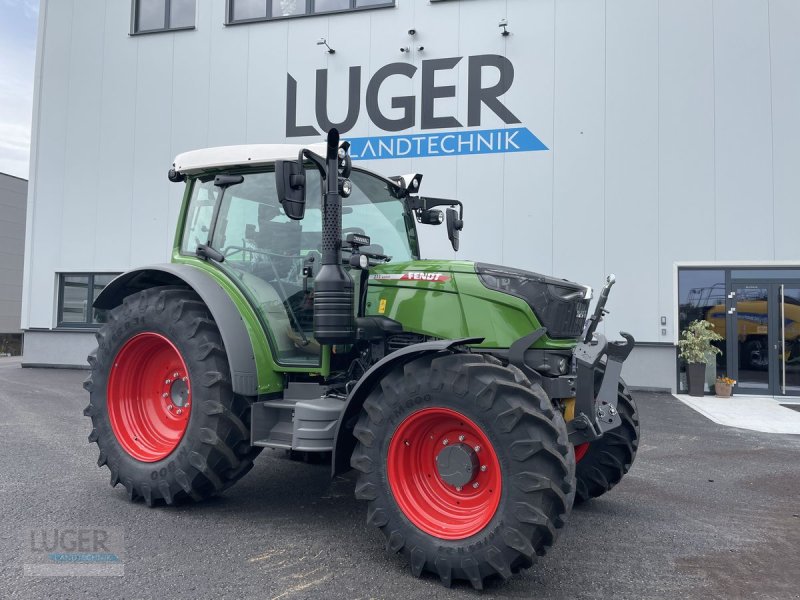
left=350, top=353, right=575, bottom=589
left=83, top=287, right=261, bottom=505
left=574, top=382, right=639, bottom=504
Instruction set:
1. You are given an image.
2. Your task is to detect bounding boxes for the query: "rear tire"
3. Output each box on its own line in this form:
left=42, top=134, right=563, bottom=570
left=83, top=286, right=261, bottom=506
left=351, top=353, right=575, bottom=589
left=574, top=381, right=639, bottom=504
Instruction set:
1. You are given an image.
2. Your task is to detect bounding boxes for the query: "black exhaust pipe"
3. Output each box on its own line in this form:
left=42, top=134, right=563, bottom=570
left=313, top=129, right=355, bottom=345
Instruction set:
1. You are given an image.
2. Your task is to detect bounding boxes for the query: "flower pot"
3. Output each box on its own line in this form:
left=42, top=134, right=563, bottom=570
left=715, top=382, right=733, bottom=397
left=687, top=362, right=706, bottom=397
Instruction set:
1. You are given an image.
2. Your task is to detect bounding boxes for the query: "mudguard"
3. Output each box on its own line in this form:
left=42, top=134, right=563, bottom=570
left=93, top=264, right=259, bottom=396
left=331, top=337, right=483, bottom=477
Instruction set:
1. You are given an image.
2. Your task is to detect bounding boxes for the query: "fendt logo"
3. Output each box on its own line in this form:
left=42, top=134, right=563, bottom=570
left=286, top=54, right=548, bottom=160
left=370, top=273, right=451, bottom=282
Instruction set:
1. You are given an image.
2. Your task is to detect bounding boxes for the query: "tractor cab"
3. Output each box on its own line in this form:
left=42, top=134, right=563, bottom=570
left=176, top=154, right=420, bottom=365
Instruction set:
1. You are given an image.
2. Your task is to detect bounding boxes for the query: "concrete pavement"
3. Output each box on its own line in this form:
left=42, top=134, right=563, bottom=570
left=1, top=365, right=798, bottom=600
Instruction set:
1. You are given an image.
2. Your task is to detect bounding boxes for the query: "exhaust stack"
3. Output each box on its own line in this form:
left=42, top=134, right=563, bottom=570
left=313, top=129, right=355, bottom=344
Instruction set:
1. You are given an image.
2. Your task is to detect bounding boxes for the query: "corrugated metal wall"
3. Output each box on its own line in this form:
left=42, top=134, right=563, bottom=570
left=22, top=0, right=800, bottom=361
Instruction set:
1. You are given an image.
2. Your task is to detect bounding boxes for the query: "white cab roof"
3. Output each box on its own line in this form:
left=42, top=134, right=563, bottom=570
left=173, top=143, right=329, bottom=175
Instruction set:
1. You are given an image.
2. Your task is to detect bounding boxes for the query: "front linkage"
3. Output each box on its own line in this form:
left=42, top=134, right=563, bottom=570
left=571, top=275, right=635, bottom=443
left=508, top=275, right=635, bottom=443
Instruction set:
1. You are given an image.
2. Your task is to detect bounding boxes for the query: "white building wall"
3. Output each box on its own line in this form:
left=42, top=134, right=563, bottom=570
left=22, top=0, right=800, bottom=389
left=657, top=0, right=716, bottom=342
left=770, top=0, right=800, bottom=261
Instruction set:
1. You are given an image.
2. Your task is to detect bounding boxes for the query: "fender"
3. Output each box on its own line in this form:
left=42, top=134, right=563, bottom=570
left=331, top=337, right=483, bottom=477
left=93, top=263, right=259, bottom=396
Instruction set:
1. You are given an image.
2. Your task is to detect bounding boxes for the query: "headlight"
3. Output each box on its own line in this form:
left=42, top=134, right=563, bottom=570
left=339, top=177, right=352, bottom=197
left=476, top=263, right=591, bottom=339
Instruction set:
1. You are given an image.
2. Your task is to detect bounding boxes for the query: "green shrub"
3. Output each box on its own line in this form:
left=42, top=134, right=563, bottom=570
left=678, top=320, right=722, bottom=365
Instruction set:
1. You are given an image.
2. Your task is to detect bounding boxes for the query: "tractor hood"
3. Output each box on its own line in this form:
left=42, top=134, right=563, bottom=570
left=366, top=260, right=474, bottom=294
left=365, top=260, right=591, bottom=348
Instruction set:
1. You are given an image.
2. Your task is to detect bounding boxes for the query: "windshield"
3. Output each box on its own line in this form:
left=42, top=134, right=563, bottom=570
left=296, top=169, right=419, bottom=262
left=181, top=168, right=418, bottom=262
left=180, top=167, right=418, bottom=365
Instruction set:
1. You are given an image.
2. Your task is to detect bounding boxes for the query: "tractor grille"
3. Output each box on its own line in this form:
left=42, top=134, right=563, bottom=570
left=476, top=263, right=590, bottom=339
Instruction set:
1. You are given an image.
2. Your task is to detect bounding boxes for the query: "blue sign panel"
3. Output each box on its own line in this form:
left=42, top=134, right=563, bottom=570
left=347, top=127, right=548, bottom=160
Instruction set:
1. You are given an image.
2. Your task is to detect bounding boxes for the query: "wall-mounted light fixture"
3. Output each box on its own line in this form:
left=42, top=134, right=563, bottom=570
left=317, top=38, right=335, bottom=54
left=402, top=29, right=423, bottom=54
left=499, top=19, right=510, bottom=37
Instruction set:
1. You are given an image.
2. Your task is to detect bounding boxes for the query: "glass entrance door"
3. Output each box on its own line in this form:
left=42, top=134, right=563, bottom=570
left=781, top=286, right=800, bottom=396
left=730, top=284, right=772, bottom=393
left=728, top=283, right=800, bottom=396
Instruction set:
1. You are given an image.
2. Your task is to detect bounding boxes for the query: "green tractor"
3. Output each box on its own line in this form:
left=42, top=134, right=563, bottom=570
left=84, top=129, right=639, bottom=588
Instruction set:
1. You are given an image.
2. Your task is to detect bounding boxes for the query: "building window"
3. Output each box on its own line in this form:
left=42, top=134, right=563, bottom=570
left=132, top=0, right=196, bottom=34
left=676, top=268, right=726, bottom=393
left=227, top=0, right=394, bottom=23
left=57, top=274, right=120, bottom=328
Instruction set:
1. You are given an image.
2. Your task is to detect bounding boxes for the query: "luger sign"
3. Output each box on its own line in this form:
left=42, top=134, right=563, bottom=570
left=286, top=54, right=548, bottom=160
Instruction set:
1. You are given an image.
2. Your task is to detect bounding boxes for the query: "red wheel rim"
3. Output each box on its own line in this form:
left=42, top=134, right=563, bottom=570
left=387, top=408, right=502, bottom=540
left=107, top=333, right=192, bottom=462
left=574, top=442, right=589, bottom=462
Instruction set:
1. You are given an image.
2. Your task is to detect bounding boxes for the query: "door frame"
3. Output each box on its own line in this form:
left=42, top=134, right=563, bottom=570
left=727, top=281, right=776, bottom=395
left=674, top=263, right=800, bottom=397
left=727, top=277, right=800, bottom=396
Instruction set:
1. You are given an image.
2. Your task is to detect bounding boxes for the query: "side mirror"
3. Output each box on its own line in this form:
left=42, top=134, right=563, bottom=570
left=275, top=160, right=306, bottom=220
left=446, top=207, right=463, bottom=252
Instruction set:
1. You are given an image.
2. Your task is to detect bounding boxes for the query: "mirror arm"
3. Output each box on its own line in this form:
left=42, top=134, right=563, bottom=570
left=299, top=149, right=327, bottom=179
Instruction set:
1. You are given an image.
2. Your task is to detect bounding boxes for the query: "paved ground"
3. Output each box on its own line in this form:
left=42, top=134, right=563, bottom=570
left=1, top=361, right=798, bottom=600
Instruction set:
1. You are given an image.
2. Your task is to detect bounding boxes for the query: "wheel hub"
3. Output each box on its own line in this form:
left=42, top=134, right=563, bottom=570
left=436, top=443, right=479, bottom=488
left=168, top=376, right=190, bottom=408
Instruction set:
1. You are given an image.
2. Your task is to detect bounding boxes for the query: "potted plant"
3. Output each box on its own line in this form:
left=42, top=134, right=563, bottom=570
left=715, top=376, right=736, bottom=397
left=678, top=320, right=722, bottom=397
